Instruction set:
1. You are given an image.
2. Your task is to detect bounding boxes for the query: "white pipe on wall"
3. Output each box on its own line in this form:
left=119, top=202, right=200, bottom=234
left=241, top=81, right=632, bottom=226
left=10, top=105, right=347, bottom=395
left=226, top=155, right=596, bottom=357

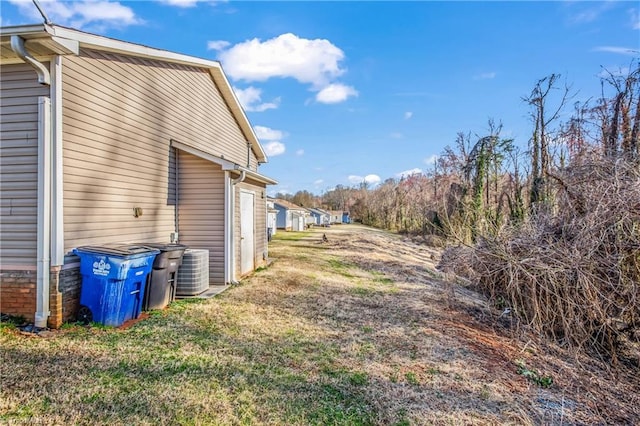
left=224, top=171, right=230, bottom=284
left=50, top=55, right=64, bottom=266
left=35, top=97, right=52, bottom=328
left=174, top=147, right=179, bottom=242
left=10, top=36, right=51, bottom=85
left=11, top=36, right=54, bottom=328
left=229, top=171, right=246, bottom=283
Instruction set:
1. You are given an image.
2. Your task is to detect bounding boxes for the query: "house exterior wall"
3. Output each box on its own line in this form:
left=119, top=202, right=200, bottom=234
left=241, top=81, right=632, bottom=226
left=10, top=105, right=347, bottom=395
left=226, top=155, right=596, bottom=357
left=176, top=151, right=225, bottom=284
left=329, top=211, right=342, bottom=224
left=0, top=63, right=49, bottom=266
left=1, top=45, right=270, bottom=325
left=62, top=48, right=265, bottom=282
left=305, top=213, right=316, bottom=226
left=61, top=48, right=256, bottom=251
left=311, top=209, right=330, bottom=226
left=275, top=205, right=288, bottom=229
left=266, top=200, right=277, bottom=238
left=0, top=63, right=50, bottom=322
left=267, top=211, right=277, bottom=237
left=234, top=178, right=267, bottom=278
left=292, top=214, right=306, bottom=231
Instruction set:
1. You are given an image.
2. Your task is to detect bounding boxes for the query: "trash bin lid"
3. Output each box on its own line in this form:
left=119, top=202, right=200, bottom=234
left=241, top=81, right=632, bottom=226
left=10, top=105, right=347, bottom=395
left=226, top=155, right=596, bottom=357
left=134, top=243, right=188, bottom=252
left=75, top=244, right=160, bottom=257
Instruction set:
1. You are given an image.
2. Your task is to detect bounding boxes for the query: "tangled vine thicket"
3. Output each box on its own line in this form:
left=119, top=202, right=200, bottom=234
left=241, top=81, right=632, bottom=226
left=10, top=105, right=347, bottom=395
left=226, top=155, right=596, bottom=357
left=439, top=156, right=640, bottom=361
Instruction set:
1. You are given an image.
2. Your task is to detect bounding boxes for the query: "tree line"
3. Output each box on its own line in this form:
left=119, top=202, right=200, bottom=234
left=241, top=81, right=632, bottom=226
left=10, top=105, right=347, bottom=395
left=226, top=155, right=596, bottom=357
left=281, top=60, right=640, bottom=363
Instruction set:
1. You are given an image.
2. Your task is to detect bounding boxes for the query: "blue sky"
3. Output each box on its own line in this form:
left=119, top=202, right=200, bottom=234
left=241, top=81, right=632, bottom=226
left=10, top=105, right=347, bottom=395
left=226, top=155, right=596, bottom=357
left=2, top=1, right=638, bottom=195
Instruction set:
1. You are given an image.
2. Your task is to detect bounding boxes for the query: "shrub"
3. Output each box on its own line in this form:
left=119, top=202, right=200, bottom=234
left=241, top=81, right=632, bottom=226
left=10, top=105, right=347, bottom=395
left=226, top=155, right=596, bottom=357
left=440, top=157, right=640, bottom=362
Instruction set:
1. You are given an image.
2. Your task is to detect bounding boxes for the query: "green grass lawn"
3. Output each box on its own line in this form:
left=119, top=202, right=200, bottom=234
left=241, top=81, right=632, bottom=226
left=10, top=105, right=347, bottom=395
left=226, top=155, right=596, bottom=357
left=2, top=225, right=637, bottom=425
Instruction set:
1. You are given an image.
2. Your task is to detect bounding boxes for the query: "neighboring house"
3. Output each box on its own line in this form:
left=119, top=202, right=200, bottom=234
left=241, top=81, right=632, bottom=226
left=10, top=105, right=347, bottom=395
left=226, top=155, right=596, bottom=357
left=266, top=199, right=278, bottom=240
left=273, top=199, right=307, bottom=231
left=0, top=24, right=276, bottom=328
left=303, top=208, right=316, bottom=228
left=308, top=208, right=331, bottom=227
left=328, top=210, right=343, bottom=224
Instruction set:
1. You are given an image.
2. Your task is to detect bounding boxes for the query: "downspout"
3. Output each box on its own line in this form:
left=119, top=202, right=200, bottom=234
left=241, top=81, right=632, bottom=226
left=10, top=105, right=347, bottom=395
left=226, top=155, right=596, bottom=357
left=35, top=97, right=52, bottom=328
left=229, top=170, right=246, bottom=284
left=10, top=36, right=51, bottom=85
left=174, top=148, right=179, bottom=242
left=224, top=171, right=230, bottom=284
left=232, top=170, right=246, bottom=185
left=11, top=35, right=52, bottom=328
left=50, top=56, right=64, bottom=266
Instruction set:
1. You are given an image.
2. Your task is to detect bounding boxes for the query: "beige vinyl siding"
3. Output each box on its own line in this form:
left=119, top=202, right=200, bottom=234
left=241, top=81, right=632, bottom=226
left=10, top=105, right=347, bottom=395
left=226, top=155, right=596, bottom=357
left=177, top=151, right=225, bottom=284
left=248, top=153, right=259, bottom=171
left=61, top=48, right=254, bottom=252
left=234, top=179, right=267, bottom=277
left=64, top=49, right=250, bottom=165
left=0, top=63, right=49, bottom=266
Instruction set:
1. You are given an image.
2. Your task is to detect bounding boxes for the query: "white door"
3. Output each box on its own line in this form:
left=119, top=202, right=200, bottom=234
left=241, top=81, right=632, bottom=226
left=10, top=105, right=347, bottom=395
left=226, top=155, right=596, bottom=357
left=240, top=191, right=255, bottom=275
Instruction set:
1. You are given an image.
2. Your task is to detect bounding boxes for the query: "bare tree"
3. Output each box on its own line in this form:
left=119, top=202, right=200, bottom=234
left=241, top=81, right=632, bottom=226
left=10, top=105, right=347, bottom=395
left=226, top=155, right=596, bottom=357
left=524, top=74, right=572, bottom=206
left=599, top=61, right=640, bottom=159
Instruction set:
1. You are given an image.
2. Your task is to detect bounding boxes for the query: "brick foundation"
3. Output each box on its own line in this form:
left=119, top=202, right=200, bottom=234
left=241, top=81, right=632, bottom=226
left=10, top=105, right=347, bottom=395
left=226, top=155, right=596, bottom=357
left=0, top=264, right=81, bottom=329
left=0, top=270, right=37, bottom=322
left=59, top=265, right=81, bottom=324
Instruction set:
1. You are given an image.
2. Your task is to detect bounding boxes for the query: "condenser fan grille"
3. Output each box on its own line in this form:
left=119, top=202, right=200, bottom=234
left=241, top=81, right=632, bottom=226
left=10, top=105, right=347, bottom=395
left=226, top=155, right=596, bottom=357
left=176, top=249, right=209, bottom=296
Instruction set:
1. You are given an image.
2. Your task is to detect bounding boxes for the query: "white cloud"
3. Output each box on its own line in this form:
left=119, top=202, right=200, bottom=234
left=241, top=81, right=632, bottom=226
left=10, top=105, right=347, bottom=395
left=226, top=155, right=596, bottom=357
left=74, top=1, right=139, bottom=24
left=568, top=2, right=614, bottom=25
left=271, top=187, right=291, bottom=196
left=233, top=86, right=280, bottom=112
left=218, top=33, right=346, bottom=88
left=631, top=8, right=640, bottom=29
left=364, top=174, right=381, bottom=185
left=390, top=132, right=404, bottom=139
left=207, top=40, right=231, bottom=51
left=263, top=141, right=286, bottom=157
left=254, top=125, right=286, bottom=141
left=396, top=168, right=423, bottom=179
left=255, top=126, right=287, bottom=157
left=424, top=155, right=439, bottom=165
left=314, top=179, right=324, bottom=185
left=404, top=111, right=413, bottom=120
left=216, top=33, right=357, bottom=106
left=315, top=83, right=358, bottom=104
left=473, top=72, right=496, bottom=80
left=8, top=0, right=142, bottom=29
left=296, top=149, right=305, bottom=156
left=593, top=46, right=638, bottom=56
left=348, top=174, right=381, bottom=185
left=157, top=0, right=200, bottom=7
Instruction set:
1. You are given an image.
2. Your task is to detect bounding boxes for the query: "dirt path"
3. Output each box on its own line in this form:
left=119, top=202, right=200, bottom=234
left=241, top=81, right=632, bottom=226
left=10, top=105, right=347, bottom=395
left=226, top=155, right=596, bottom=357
left=250, top=224, right=640, bottom=425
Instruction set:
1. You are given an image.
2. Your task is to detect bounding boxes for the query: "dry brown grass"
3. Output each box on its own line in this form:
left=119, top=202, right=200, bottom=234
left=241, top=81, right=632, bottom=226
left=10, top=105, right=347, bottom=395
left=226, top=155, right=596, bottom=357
left=1, top=224, right=639, bottom=425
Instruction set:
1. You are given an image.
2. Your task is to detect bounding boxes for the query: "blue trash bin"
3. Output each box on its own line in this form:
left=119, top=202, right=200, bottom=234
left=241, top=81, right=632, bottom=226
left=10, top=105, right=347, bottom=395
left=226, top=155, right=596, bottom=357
left=73, top=244, right=160, bottom=327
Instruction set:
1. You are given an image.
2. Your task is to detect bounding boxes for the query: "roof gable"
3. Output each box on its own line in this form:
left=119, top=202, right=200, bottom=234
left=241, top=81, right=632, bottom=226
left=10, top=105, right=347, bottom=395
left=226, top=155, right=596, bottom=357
left=273, top=199, right=307, bottom=211
left=0, top=23, right=267, bottom=163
